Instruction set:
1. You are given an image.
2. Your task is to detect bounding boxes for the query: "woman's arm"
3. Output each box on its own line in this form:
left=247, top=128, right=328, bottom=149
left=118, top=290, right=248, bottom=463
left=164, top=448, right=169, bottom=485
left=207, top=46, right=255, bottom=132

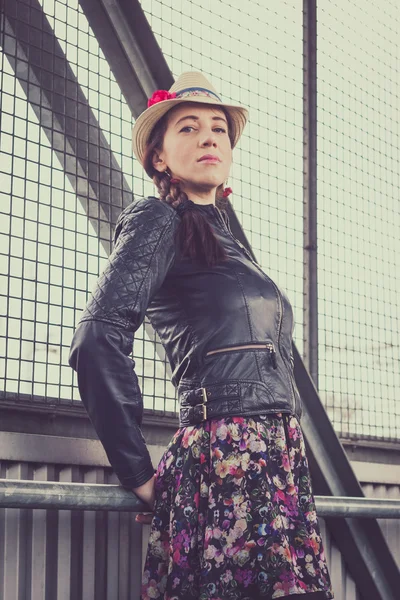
left=68, top=197, right=178, bottom=493
left=133, top=474, right=156, bottom=510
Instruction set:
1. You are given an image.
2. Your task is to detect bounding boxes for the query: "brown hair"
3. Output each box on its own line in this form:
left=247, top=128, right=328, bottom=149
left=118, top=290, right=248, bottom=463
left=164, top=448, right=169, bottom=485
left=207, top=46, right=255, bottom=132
left=142, top=104, right=234, bottom=267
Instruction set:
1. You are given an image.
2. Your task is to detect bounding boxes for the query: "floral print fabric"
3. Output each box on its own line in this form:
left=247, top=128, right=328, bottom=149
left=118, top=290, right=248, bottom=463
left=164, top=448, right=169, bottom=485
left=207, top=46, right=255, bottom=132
left=141, top=413, right=334, bottom=600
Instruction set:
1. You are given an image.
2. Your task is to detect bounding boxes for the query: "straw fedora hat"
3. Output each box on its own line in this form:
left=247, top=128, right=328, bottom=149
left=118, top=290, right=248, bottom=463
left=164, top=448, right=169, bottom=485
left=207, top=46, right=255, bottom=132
left=132, top=71, right=249, bottom=167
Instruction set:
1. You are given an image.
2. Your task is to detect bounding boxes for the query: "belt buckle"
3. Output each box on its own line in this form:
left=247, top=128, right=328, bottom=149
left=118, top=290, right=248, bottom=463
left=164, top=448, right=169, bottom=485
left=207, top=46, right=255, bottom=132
left=200, top=387, right=208, bottom=404
left=200, top=387, right=208, bottom=420
left=201, top=403, right=207, bottom=420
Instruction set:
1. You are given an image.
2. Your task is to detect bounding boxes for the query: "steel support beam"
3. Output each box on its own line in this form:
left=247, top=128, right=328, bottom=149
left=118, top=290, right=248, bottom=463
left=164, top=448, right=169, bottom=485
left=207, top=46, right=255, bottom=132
left=2, top=0, right=133, bottom=252
left=303, top=0, right=319, bottom=386
left=79, top=0, right=173, bottom=112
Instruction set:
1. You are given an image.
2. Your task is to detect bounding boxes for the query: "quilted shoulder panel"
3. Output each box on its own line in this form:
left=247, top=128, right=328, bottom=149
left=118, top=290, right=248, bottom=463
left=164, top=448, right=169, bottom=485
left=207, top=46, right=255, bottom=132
left=113, top=196, right=176, bottom=244
left=79, top=196, right=179, bottom=331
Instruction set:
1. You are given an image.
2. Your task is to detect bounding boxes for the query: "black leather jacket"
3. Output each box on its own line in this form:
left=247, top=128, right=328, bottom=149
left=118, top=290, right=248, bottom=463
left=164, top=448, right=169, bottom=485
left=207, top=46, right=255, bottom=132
left=68, top=196, right=302, bottom=489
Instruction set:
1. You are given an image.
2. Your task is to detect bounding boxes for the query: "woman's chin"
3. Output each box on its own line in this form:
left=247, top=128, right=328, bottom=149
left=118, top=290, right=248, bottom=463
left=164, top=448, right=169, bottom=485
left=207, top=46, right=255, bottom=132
left=187, top=179, right=224, bottom=191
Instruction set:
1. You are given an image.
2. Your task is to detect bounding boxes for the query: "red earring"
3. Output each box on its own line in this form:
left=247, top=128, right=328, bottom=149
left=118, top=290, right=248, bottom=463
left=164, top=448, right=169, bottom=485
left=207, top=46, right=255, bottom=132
left=223, top=187, right=233, bottom=198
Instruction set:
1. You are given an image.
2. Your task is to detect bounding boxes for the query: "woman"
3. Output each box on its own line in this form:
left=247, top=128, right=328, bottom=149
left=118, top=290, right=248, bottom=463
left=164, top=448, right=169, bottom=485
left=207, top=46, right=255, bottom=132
left=69, top=72, right=334, bottom=599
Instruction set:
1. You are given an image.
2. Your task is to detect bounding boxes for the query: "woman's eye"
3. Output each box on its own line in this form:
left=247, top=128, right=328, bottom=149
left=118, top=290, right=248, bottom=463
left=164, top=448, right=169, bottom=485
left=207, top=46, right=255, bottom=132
left=180, top=126, right=227, bottom=133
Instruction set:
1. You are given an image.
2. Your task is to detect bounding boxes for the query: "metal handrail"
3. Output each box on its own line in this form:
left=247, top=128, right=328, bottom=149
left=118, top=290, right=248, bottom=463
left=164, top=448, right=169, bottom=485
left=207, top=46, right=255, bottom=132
left=0, top=479, right=399, bottom=517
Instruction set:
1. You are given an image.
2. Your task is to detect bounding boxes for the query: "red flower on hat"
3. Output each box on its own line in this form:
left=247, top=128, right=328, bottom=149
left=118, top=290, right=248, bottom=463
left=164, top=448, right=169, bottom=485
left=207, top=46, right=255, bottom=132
left=147, top=90, right=177, bottom=108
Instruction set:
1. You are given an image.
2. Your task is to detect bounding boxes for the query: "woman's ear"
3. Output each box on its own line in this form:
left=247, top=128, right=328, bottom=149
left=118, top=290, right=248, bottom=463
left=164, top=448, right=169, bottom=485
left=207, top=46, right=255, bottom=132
left=152, top=150, right=167, bottom=173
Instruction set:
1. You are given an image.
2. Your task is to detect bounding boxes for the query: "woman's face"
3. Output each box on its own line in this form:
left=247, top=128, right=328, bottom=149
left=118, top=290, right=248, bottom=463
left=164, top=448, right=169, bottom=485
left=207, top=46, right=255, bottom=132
left=152, top=102, right=232, bottom=197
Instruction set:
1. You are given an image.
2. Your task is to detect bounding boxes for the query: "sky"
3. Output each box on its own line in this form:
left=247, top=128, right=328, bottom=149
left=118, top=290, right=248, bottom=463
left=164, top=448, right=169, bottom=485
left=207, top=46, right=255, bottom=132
left=0, top=0, right=398, bottom=439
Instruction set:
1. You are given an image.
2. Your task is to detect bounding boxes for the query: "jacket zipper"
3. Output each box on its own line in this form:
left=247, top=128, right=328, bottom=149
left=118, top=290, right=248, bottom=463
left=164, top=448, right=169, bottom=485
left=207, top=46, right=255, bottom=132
left=214, top=205, right=295, bottom=409
left=206, top=342, right=277, bottom=369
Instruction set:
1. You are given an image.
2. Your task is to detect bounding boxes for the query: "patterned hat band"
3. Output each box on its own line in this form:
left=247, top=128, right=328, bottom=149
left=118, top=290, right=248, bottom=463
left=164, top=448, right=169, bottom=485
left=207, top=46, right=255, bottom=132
left=175, top=87, right=222, bottom=102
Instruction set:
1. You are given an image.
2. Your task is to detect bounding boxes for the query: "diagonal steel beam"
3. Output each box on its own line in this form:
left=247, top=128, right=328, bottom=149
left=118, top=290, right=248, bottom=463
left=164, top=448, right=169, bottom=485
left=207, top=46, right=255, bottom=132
left=2, top=0, right=134, bottom=253
left=79, top=0, right=174, bottom=117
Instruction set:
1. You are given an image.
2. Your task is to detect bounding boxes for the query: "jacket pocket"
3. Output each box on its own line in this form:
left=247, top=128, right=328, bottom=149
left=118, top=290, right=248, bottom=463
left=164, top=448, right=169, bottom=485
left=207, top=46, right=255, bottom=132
left=205, top=341, right=278, bottom=369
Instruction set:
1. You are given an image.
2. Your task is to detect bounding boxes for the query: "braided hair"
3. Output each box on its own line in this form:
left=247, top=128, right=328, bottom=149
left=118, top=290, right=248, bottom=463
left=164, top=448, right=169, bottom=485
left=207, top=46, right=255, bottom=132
left=142, top=107, right=234, bottom=267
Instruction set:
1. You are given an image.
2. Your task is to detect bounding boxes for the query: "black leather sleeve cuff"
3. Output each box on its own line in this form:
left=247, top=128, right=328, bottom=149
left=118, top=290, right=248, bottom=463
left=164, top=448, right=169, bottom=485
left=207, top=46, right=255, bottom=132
left=119, top=464, right=155, bottom=490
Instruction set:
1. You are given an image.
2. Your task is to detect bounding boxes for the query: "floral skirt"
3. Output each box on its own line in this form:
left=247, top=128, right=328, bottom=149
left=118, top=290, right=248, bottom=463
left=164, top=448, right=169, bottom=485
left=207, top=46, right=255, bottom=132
left=141, top=413, right=334, bottom=600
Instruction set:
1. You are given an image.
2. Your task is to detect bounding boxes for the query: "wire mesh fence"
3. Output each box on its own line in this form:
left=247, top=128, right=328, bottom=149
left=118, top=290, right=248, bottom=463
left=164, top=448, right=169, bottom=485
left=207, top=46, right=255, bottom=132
left=316, top=0, right=399, bottom=439
left=0, top=0, right=398, bottom=440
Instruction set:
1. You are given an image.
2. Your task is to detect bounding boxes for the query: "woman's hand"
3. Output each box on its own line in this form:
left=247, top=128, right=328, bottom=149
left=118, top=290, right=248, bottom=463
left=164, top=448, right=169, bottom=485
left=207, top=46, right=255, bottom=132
left=132, top=474, right=156, bottom=524
left=135, top=512, right=153, bottom=524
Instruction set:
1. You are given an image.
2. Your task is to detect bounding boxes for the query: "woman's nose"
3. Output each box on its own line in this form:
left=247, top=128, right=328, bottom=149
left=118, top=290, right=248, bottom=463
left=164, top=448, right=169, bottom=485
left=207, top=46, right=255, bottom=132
left=201, top=133, right=218, bottom=146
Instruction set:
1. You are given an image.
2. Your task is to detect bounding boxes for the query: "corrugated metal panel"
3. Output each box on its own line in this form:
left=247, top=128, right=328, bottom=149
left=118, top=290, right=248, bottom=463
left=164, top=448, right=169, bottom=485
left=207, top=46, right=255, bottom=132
left=317, top=482, right=400, bottom=599
left=1, top=459, right=399, bottom=600
left=319, top=517, right=360, bottom=600
left=2, top=462, right=30, bottom=600
left=362, top=482, right=400, bottom=570
left=0, top=462, right=143, bottom=600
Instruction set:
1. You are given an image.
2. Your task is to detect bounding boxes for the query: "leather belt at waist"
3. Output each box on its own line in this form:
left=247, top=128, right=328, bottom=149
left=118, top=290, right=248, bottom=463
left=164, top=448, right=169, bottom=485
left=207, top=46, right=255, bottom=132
left=179, top=382, right=241, bottom=426
left=178, top=380, right=293, bottom=426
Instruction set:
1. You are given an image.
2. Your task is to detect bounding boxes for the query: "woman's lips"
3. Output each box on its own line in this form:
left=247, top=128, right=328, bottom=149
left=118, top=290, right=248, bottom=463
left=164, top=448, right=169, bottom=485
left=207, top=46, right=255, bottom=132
left=199, top=158, right=221, bottom=163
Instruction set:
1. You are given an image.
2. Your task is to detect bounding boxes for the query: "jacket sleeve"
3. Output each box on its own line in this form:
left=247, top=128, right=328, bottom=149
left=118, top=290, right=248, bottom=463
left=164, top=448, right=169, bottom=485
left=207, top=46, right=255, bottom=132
left=68, top=197, right=178, bottom=489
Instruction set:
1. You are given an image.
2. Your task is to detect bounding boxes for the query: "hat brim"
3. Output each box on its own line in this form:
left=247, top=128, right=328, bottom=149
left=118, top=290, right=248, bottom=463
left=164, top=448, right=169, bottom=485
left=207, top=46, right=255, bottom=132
left=132, top=96, right=249, bottom=166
